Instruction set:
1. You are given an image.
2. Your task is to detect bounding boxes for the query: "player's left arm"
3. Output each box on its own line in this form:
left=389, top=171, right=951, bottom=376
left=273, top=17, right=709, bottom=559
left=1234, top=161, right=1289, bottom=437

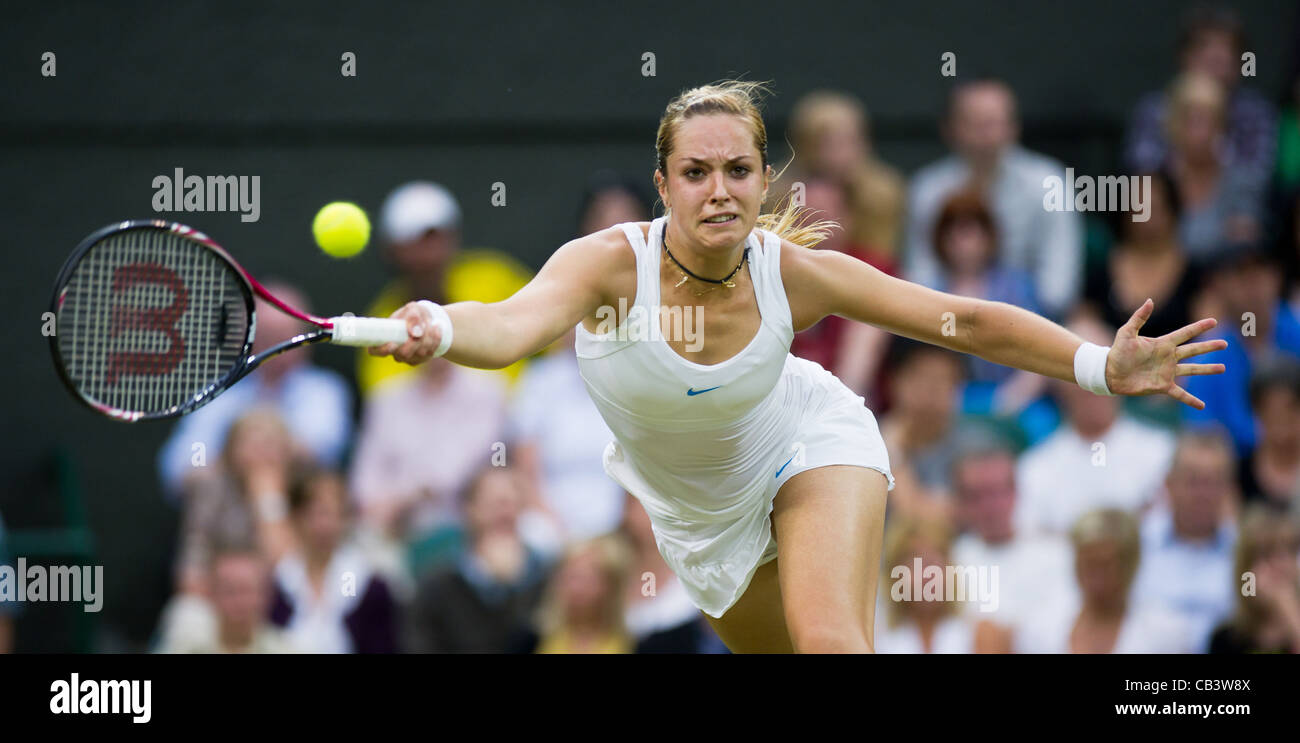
left=780, top=241, right=1228, bottom=408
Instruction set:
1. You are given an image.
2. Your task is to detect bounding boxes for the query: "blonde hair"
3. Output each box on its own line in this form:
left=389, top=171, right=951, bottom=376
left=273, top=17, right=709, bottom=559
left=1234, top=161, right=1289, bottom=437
left=1070, top=508, right=1142, bottom=588
left=654, top=79, right=836, bottom=248
left=881, top=514, right=959, bottom=628
left=534, top=534, right=634, bottom=639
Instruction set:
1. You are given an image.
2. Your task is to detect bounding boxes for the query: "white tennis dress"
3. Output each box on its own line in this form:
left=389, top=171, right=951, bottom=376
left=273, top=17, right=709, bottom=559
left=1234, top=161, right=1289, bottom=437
left=575, top=217, right=895, bottom=618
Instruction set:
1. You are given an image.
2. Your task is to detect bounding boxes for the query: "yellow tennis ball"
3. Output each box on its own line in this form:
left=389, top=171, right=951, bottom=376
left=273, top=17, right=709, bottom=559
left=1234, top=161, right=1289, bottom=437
left=313, top=202, right=370, bottom=258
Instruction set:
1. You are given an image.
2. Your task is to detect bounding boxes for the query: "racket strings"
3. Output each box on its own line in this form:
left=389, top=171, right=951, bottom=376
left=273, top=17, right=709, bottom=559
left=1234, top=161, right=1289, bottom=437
left=57, top=228, right=249, bottom=417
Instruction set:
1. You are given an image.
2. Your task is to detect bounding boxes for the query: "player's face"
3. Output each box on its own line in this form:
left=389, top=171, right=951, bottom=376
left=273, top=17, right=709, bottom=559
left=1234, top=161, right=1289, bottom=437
left=658, top=114, right=770, bottom=254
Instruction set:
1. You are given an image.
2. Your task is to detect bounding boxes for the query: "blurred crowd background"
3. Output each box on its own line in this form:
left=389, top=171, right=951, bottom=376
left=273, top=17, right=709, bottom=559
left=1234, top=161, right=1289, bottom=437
left=2, top=1, right=1300, bottom=653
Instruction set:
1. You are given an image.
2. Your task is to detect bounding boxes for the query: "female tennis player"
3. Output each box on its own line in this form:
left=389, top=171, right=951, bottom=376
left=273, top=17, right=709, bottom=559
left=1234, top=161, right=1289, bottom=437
left=368, top=80, right=1228, bottom=653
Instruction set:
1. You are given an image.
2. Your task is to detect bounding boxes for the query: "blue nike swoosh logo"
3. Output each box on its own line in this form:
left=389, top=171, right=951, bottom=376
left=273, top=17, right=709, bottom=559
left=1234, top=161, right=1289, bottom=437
left=775, top=455, right=796, bottom=479
left=686, top=386, right=722, bottom=396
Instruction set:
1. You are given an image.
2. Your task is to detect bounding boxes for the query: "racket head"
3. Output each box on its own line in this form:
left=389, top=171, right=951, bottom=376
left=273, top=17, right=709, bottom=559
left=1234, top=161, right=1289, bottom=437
left=49, top=220, right=258, bottom=421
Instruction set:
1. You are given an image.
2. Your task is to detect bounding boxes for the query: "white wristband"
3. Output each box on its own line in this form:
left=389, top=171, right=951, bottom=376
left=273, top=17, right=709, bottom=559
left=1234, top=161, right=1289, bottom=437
left=1074, top=342, right=1114, bottom=396
left=415, top=300, right=454, bottom=358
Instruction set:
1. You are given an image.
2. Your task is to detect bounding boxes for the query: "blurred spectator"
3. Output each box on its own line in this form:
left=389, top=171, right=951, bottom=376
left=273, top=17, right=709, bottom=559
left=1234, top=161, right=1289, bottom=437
left=931, top=189, right=1041, bottom=315
left=876, top=514, right=997, bottom=653
left=782, top=89, right=906, bottom=257
left=509, top=326, right=624, bottom=558
left=358, top=181, right=532, bottom=394
left=174, top=409, right=301, bottom=597
left=159, top=547, right=295, bottom=654
left=906, top=79, right=1082, bottom=318
left=787, top=177, right=894, bottom=403
left=1209, top=507, right=1300, bottom=653
left=349, top=355, right=506, bottom=547
left=1018, top=509, right=1193, bottom=653
left=1238, top=358, right=1300, bottom=512
left=528, top=535, right=634, bottom=653
left=156, top=281, right=351, bottom=501
left=575, top=170, right=653, bottom=237
left=1124, top=5, right=1276, bottom=204
left=1015, top=315, right=1177, bottom=535
left=878, top=339, right=968, bottom=521
left=950, top=434, right=1075, bottom=643
left=1184, top=246, right=1300, bottom=454
left=1160, top=72, right=1264, bottom=262
left=929, top=189, right=1049, bottom=419
left=619, top=492, right=711, bottom=653
left=1084, top=171, right=1202, bottom=339
left=1133, top=429, right=1239, bottom=652
left=405, top=466, right=549, bottom=653
left=505, top=175, right=650, bottom=555
left=269, top=468, right=398, bottom=653
left=0, top=511, right=13, bottom=653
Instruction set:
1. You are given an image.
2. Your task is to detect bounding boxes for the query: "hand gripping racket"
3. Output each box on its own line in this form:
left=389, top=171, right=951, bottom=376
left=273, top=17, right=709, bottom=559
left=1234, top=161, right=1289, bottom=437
left=48, top=220, right=409, bottom=421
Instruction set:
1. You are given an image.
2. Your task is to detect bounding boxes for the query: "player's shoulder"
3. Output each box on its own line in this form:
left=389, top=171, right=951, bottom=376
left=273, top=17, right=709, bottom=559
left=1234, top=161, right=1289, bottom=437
left=542, top=223, right=643, bottom=306
left=774, top=234, right=861, bottom=285
left=563, top=222, right=646, bottom=263
left=552, top=223, right=646, bottom=287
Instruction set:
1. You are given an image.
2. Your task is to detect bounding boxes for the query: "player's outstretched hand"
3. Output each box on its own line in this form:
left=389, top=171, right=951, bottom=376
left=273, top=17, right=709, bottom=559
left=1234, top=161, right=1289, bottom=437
left=1105, top=298, right=1229, bottom=410
left=367, top=301, right=441, bottom=365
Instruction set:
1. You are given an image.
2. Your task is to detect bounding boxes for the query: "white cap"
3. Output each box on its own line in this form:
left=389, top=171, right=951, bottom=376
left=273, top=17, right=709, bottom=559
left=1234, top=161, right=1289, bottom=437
left=380, top=181, right=462, bottom=243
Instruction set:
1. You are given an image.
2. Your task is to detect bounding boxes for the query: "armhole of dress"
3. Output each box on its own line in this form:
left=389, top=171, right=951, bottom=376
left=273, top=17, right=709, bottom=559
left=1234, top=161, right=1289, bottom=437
left=574, top=222, right=649, bottom=357
left=761, top=230, right=794, bottom=336
left=620, top=221, right=650, bottom=313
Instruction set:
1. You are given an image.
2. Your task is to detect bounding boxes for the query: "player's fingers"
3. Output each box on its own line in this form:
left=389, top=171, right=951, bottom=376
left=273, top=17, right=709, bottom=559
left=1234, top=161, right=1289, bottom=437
left=1166, top=384, right=1206, bottom=410
left=1175, top=362, right=1225, bottom=377
left=393, top=339, right=423, bottom=364
left=404, top=308, right=428, bottom=341
left=1175, top=338, right=1228, bottom=360
left=1163, top=316, right=1218, bottom=346
left=1119, top=298, right=1154, bottom=337
left=389, top=304, right=434, bottom=363
left=368, top=342, right=398, bottom=357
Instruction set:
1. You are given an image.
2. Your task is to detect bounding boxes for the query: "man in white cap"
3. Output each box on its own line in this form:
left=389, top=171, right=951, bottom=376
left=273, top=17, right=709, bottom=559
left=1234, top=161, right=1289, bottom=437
left=358, top=181, right=532, bottom=395
left=380, top=181, right=463, bottom=306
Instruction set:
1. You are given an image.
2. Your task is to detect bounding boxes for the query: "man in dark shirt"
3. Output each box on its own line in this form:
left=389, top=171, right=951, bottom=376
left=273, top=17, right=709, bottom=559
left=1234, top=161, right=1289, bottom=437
left=405, top=465, right=550, bottom=653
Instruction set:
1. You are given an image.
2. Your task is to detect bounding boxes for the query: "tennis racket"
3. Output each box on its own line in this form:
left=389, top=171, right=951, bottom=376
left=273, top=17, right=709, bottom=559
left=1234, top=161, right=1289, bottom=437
left=49, top=219, right=409, bottom=422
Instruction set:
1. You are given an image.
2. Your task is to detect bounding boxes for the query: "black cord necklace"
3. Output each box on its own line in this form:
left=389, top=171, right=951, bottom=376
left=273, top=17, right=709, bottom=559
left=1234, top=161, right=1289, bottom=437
left=663, top=236, right=749, bottom=295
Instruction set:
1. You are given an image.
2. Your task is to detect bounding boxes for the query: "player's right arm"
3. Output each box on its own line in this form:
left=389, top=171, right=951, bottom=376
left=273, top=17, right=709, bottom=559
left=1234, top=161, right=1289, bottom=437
left=368, top=226, right=630, bottom=369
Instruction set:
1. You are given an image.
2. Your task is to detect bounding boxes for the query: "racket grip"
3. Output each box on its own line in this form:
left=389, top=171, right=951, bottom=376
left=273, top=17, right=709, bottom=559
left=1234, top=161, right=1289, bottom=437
left=328, top=316, right=410, bottom=346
